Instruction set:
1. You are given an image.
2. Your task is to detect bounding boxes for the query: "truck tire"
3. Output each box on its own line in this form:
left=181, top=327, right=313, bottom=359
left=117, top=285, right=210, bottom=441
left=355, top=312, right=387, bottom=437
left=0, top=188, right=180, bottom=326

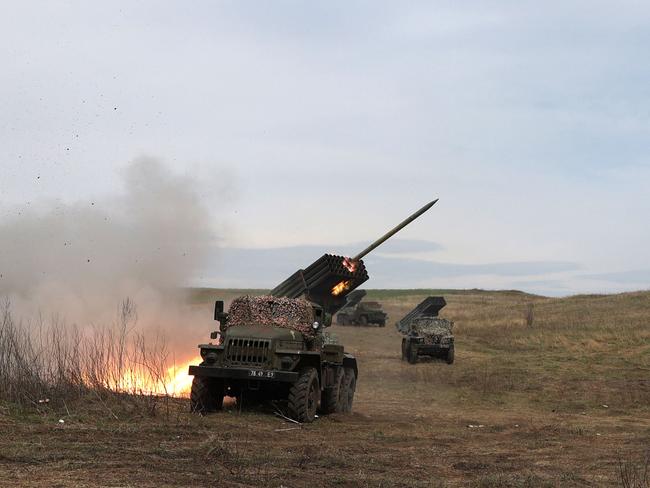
left=190, top=376, right=224, bottom=414
left=407, top=344, right=419, bottom=364
left=340, top=368, right=356, bottom=413
left=320, top=367, right=344, bottom=414
left=377, top=319, right=386, bottom=327
left=287, top=368, right=320, bottom=423
left=401, top=339, right=407, bottom=361
left=359, top=315, right=368, bottom=326
left=446, top=345, right=455, bottom=364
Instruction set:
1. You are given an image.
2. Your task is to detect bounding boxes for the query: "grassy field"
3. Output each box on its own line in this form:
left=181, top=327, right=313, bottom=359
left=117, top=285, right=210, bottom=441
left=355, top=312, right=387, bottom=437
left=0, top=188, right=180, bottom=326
left=1, top=289, right=649, bottom=487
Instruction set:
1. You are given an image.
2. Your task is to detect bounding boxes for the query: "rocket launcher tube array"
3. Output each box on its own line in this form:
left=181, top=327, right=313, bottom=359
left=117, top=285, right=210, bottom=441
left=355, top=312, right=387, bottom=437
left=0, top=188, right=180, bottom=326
left=270, top=199, right=438, bottom=315
left=395, top=296, right=447, bottom=335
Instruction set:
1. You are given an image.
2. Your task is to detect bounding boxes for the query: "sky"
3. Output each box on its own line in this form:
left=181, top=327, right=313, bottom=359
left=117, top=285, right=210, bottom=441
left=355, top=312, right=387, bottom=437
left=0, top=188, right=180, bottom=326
left=1, top=1, right=649, bottom=297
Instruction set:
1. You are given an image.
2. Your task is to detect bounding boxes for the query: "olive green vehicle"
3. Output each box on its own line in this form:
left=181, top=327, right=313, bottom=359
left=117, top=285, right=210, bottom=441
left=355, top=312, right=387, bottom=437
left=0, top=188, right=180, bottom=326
left=189, top=298, right=357, bottom=423
left=188, top=199, right=439, bottom=422
left=336, top=290, right=388, bottom=326
left=397, top=297, right=455, bottom=365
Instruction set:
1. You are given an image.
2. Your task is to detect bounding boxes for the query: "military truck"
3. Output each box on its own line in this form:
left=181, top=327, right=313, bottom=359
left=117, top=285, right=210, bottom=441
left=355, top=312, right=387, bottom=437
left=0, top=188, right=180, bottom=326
left=189, top=261, right=366, bottom=422
left=189, top=199, right=439, bottom=422
left=336, top=290, right=388, bottom=326
left=396, top=296, right=455, bottom=364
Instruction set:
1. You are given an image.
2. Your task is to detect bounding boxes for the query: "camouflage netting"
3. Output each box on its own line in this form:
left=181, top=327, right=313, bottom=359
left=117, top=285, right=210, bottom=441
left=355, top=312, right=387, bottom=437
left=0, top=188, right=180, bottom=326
left=409, top=317, right=454, bottom=344
left=224, top=295, right=317, bottom=337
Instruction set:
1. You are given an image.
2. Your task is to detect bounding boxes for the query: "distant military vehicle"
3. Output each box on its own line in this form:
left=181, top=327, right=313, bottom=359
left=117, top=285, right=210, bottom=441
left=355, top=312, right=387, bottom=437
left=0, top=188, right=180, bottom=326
left=335, top=290, right=388, bottom=326
left=396, top=296, right=455, bottom=364
left=189, top=200, right=439, bottom=422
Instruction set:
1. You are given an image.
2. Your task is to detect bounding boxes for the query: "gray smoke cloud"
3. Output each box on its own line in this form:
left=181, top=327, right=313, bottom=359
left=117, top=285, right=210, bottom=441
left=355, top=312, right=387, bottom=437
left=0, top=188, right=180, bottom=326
left=0, top=157, right=218, bottom=356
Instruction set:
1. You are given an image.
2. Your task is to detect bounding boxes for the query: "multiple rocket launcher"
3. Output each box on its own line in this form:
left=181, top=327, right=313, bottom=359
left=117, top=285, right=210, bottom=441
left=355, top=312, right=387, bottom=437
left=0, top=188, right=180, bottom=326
left=270, top=199, right=438, bottom=315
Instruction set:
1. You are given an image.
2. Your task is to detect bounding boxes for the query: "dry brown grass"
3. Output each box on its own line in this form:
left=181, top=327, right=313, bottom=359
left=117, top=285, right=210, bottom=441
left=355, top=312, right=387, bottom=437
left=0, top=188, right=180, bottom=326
left=0, top=298, right=178, bottom=417
left=619, top=450, right=650, bottom=488
left=1, top=288, right=650, bottom=487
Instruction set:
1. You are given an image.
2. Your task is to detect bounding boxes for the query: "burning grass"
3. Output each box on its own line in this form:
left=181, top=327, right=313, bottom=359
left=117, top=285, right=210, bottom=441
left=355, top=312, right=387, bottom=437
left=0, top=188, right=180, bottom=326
left=0, top=298, right=198, bottom=417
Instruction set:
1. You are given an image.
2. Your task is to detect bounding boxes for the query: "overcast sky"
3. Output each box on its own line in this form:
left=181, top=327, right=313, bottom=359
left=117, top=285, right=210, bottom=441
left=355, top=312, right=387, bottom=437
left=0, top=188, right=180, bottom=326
left=1, top=1, right=649, bottom=296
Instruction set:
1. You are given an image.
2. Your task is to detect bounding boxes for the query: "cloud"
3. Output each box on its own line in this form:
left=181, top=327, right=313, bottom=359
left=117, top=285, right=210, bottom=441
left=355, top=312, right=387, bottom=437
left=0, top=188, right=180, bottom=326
left=581, top=269, right=650, bottom=285
left=365, top=255, right=580, bottom=280
left=202, top=244, right=580, bottom=289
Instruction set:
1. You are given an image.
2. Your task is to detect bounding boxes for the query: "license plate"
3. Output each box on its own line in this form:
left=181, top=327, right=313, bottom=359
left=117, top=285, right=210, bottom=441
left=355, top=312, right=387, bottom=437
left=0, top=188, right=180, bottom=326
left=248, top=370, right=275, bottom=379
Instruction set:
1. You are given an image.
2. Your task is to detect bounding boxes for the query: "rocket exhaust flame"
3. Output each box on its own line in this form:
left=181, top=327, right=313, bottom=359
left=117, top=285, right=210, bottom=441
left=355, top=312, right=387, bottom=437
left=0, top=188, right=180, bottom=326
left=331, top=280, right=352, bottom=296
left=342, top=257, right=357, bottom=273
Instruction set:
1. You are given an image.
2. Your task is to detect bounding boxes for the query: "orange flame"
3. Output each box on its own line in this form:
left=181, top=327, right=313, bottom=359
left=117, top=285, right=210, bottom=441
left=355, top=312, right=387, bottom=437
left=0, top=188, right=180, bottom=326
left=342, top=257, right=357, bottom=273
left=163, top=358, right=201, bottom=395
left=117, top=356, right=201, bottom=397
left=331, top=280, right=352, bottom=296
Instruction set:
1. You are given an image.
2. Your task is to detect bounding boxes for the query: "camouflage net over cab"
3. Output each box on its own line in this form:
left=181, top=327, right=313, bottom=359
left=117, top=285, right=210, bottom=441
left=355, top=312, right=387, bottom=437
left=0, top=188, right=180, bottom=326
left=225, top=295, right=317, bottom=338
left=408, top=317, right=454, bottom=344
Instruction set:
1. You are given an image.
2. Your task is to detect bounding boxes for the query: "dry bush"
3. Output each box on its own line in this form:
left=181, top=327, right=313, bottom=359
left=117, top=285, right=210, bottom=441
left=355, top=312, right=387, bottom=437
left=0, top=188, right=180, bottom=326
left=0, top=297, right=175, bottom=416
left=477, top=472, right=553, bottom=488
left=619, top=451, right=650, bottom=488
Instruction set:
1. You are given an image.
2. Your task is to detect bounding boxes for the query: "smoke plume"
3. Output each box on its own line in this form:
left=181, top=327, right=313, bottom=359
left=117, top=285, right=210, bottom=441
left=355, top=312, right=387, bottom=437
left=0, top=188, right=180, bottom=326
left=0, top=157, right=218, bottom=353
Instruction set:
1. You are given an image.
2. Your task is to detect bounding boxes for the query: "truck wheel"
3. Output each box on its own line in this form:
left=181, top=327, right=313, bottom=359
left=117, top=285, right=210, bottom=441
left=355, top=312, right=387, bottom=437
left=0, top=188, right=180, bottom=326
left=446, top=345, right=455, bottom=364
left=320, top=367, right=344, bottom=414
left=340, top=368, right=356, bottom=413
left=401, top=339, right=407, bottom=361
left=359, top=315, right=368, bottom=326
left=407, top=344, right=419, bottom=364
left=190, top=376, right=224, bottom=414
left=288, top=368, right=320, bottom=423
left=378, top=320, right=386, bottom=327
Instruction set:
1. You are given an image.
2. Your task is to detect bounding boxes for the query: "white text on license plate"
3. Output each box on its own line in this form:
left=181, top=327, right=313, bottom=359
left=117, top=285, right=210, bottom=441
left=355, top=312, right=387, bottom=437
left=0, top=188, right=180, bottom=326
left=249, top=370, right=275, bottom=378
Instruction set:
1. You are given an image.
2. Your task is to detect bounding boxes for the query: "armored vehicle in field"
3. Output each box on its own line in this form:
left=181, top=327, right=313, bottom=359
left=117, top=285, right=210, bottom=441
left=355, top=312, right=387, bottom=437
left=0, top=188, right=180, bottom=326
left=189, top=199, right=439, bottom=422
left=396, top=296, right=455, bottom=364
left=336, top=290, right=388, bottom=326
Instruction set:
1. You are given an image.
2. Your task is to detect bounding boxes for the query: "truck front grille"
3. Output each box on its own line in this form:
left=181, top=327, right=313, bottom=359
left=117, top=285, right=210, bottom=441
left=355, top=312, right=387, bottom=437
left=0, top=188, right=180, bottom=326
left=225, top=338, right=271, bottom=366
